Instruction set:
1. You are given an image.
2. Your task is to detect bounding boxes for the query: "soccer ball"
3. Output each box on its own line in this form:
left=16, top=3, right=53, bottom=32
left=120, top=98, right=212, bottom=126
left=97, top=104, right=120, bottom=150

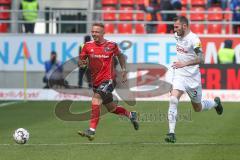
left=13, top=128, right=30, bottom=144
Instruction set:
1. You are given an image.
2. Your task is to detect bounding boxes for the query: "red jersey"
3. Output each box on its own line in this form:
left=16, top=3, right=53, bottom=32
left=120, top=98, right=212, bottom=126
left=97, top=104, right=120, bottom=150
left=80, top=40, right=120, bottom=86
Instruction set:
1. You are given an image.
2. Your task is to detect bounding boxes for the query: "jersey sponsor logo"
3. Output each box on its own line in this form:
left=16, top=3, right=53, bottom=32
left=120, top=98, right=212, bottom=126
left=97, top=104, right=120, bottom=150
left=91, top=54, right=110, bottom=59
left=176, top=44, right=188, bottom=54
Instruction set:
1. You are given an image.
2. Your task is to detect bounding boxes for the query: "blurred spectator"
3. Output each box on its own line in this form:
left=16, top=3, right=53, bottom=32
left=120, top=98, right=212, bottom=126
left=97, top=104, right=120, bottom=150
left=218, top=39, right=236, bottom=64
left=160, top=0, right=180, bottom=33
left=230, top=0, right=240, bottom=33
left=207, top=0, right=229, bottom=9
left=139, top=0, right=161, bottom=33
left=78, top=35, right=92, bottom=88
left=171, top=0, right=182, bottom=10
left=20, top=0, right=39, bottom=33
left=43, top=51, right=66, bottom=88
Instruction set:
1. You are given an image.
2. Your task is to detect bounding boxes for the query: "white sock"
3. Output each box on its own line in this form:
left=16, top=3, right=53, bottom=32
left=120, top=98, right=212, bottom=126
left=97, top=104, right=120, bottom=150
left=168, top=96, right=178, bottom=133
left=201, top=100, right=217, bottom=111
left=89, top=128, right=95, bottom=132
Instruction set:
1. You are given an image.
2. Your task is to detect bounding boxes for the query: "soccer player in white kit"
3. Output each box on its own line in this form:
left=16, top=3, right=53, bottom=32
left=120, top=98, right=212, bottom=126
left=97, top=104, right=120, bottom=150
left=165, top=16, right=223, bottom=143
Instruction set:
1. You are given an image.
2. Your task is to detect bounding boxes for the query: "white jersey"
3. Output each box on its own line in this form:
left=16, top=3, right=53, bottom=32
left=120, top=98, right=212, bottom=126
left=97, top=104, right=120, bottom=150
left=174, top=31, right=202, bottom=77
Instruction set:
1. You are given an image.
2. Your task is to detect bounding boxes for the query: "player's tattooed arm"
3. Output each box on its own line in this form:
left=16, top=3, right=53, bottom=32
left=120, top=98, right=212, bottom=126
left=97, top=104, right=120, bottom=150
left=193, top=47, right=204, bottom=64
left=172, top=47, right=204, bottom=69
left=184, top=47, right=204, bottom=66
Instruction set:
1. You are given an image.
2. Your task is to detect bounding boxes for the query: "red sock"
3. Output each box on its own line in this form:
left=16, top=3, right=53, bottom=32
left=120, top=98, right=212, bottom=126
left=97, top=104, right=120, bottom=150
left=112, top=106, right=130, bottom=117
left=89, top=104, right=100, bottom=130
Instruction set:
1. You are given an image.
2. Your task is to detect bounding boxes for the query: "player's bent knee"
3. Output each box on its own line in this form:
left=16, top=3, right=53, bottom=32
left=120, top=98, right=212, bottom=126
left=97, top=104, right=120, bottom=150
left=191, top=102, right=202, bottom=112
left=92, top=95, right=102, bottom=105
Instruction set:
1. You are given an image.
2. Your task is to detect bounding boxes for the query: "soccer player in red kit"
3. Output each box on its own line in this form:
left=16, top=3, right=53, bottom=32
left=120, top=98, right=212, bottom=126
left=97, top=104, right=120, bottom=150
left=78, top=23, right=139, bottom=141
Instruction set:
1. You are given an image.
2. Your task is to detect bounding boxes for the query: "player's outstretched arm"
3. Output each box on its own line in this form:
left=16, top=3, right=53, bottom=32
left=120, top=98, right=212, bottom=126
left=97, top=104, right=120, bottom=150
left=116, top=53, right=127, bottom=83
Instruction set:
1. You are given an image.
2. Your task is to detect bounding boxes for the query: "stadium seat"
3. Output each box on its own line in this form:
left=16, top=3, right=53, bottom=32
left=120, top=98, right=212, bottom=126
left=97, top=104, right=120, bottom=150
left=181, top=0, right=188, bottom=6
left=101, top=0, right=117, bottom=6
left=0, top=5, right=10, bottom=19
left=156, top=23, right=167, bottom=34
left=207, top=7, right=223, bottom=21
left=120, top=0, right=134, bottom=6
left=136, top=5, right=144, bottom=21
left=157, top=13, right=162, bottom=21
left=190, top=23, right=205, bottom=34
left=102, top=6, right=116, bottom=21
left=136, top=11, right=144, bottom=21
left=0, top=23, right=8, bottom=32
left=104, top=24, right=115, bottom=34
left=224, top=8, right=232, bottom=21
left=181, top=7, right=187, bottom=17
left=145, top=13, right=162, bottom=22
left=0, top=0, right=11, bottom=5
left=226, top=25, right=240, bottom=34
left=190, top=7, right=205, bottom=21
left=225, top=24, right=233, bottom=34
left=136, top=0, right=144, bottom=5
left=207, top=24, right=222, bottom=34
left=117, top=23, right=133, bottom=33
left=135, top=23, right=145, bottom=34
left=191, top=0, right=206, bottom=6
left=119, top=6, right=134, bottom=21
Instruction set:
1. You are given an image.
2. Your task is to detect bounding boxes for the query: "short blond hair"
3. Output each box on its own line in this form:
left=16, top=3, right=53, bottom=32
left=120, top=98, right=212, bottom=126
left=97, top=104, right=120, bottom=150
left=92, top=23, right=104, bottom=29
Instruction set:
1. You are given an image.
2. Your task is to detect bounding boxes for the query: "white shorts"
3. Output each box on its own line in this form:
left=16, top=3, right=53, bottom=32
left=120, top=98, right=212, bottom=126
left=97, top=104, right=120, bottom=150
left=166, top=69, right=202, bottom=103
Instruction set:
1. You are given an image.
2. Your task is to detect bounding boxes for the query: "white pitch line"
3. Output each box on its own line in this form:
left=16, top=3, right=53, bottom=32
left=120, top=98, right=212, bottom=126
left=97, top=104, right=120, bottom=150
left=0, top=101, right=26, bottom=108
left=0, top=143, right=111, bottom=146
left=0, top=142, right=238, bottom=146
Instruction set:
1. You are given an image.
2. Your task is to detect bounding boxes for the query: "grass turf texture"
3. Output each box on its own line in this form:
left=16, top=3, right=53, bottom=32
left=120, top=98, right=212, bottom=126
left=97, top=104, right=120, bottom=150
left=0, top=101, right=239, bottom=160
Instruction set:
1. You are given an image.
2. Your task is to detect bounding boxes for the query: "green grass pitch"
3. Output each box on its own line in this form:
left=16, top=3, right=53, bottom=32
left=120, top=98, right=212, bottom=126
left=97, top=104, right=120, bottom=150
left=0, top=101, right=239, bottom=160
